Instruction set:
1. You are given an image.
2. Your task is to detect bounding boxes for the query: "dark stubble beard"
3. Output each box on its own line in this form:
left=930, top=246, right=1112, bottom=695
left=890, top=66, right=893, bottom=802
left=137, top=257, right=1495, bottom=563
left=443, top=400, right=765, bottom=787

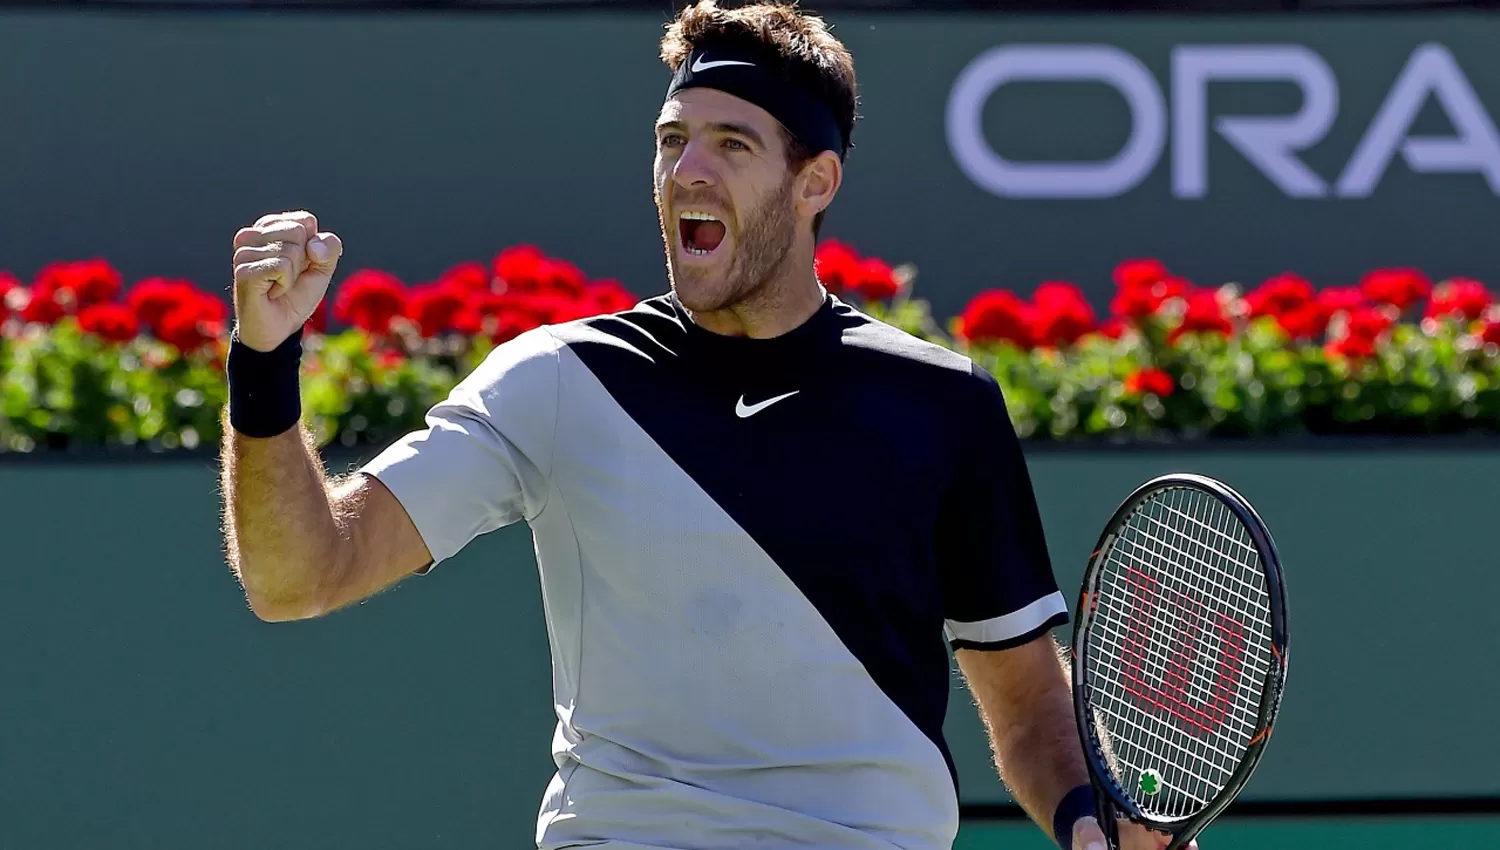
left=661, top=174, right=797, bottom=314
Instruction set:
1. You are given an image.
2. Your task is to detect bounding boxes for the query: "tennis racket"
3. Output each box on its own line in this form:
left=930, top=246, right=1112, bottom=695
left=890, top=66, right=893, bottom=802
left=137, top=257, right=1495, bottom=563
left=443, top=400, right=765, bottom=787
left=1070, top=473, right=1289, bottom=850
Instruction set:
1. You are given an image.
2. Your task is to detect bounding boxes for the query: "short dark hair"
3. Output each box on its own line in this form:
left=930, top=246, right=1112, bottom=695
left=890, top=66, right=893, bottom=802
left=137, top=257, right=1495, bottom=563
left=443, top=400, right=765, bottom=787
left=659, top=0, right=859, bottom=235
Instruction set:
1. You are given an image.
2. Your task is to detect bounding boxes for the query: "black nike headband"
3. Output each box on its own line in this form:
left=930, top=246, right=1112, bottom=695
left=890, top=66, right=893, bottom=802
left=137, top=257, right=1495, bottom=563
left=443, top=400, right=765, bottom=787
left=665, top=43, right=847, bottom=161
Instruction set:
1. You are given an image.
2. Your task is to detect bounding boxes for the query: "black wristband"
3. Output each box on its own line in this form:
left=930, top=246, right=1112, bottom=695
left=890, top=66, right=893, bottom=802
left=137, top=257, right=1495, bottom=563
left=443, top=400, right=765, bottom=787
left=226, top=327, right=304, bottom=438
left=1053, top=784, right=1099, bottom=850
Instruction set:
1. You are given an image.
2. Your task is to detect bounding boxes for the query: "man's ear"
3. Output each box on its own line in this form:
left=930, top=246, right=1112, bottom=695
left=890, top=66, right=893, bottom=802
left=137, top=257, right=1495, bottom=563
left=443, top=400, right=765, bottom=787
left=796, top=151, right=843, bottom=220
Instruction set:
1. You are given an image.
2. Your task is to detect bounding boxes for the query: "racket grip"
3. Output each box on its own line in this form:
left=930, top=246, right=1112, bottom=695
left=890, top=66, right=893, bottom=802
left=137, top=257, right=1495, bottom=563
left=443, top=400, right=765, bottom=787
left=1095, top=785, right=1120, bottom=850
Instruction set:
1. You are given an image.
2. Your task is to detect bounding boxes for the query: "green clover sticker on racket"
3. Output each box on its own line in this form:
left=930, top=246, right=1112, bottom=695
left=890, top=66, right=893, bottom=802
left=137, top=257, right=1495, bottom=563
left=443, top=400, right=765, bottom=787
left=1139, top=769, right=1162, bottom=797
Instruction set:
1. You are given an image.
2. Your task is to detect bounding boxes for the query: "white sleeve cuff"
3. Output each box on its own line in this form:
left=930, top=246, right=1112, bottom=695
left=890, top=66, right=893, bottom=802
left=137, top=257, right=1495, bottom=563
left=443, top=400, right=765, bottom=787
left=944, top=591, right=1069, bottom=647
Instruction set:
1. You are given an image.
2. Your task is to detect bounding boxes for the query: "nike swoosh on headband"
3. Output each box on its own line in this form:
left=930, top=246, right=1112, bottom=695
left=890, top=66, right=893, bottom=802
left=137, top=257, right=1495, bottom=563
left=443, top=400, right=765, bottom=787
left=692, top=55, right=756, bottom=73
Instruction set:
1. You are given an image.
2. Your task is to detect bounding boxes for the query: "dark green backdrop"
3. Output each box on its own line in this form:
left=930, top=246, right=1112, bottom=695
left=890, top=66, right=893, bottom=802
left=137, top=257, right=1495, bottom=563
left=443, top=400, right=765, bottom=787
left=2, top=447, right=1496, bottom=848
left=3, top=10, right=1500, bottom=318
left=954, top=818, right=1500, bottom=849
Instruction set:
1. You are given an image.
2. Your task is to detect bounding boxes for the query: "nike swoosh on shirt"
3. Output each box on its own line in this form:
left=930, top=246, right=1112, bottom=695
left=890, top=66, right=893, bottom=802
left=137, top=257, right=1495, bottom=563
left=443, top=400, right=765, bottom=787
left=692, top=55, right=756, bottom=73
left=735, top=391, right=799, bottom=419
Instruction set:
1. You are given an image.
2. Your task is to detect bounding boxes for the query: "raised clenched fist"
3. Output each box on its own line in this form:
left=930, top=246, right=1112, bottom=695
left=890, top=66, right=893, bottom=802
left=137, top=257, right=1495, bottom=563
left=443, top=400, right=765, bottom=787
left=231, top=211, right=343, bottom=352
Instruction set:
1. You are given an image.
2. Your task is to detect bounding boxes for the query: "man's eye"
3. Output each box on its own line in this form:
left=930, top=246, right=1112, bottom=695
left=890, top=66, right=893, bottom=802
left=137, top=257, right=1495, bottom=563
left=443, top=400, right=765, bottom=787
left=724, top=138, right=749, bottom=151
left=660, top=134, right=686, bottom=148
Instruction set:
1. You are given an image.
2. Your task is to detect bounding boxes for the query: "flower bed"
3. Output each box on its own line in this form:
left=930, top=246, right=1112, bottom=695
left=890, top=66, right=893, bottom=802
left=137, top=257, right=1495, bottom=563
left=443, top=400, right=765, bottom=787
left=1, top=244, right=1498, bottom=453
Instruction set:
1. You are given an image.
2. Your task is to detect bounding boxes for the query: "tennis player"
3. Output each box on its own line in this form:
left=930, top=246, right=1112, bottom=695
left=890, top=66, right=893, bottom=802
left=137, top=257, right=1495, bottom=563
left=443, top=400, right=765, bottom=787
left=220, top=3, right=1190, bottom=849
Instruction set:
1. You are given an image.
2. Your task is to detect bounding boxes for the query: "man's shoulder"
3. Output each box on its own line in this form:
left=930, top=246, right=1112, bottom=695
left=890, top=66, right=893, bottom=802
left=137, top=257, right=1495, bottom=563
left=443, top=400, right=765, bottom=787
left=832, top=299, right=1010, bottom=428
left=450, top=325, right=565, bottom=401
left=834, top=298, right=988, bottom=384
left=567, top=292, right=678, bottom=331
left=544, top=292, right=686, bottom=358
left=467, top=293, right=680, bottom=367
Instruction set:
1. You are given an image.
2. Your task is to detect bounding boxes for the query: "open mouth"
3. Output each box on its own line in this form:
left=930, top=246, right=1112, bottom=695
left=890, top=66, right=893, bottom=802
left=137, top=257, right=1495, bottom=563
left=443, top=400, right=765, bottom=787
left=678, top=211, right=727, bottom=257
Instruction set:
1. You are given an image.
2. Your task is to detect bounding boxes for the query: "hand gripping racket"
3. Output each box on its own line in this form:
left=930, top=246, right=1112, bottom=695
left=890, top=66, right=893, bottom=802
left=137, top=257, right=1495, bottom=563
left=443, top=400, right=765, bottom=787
left=1071, top=473, right=1289, bottom=850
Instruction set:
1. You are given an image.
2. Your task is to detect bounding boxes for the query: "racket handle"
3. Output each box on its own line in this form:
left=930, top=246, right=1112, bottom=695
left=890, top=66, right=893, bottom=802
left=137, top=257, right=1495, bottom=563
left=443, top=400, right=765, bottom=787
left=1095, top=785, right=1120, bottom=850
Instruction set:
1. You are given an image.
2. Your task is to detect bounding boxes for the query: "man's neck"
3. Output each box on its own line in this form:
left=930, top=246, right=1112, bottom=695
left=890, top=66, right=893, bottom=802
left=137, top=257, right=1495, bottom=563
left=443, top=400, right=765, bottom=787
left=687, top=270, right=826, bottom=340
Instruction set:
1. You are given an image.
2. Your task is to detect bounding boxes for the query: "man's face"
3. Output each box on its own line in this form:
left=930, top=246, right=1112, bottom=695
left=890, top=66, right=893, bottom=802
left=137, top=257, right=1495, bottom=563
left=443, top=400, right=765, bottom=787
left=654, top=88, right=802, bottom=313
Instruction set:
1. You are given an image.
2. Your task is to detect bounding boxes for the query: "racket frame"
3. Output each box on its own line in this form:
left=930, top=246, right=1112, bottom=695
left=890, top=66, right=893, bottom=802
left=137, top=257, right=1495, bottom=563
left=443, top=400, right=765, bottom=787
left=1070, top=473, right=1289, bottom=850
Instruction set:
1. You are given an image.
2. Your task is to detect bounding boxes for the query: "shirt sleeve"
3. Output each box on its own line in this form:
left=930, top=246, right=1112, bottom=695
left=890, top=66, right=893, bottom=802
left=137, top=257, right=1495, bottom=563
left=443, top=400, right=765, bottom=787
left=936, top=364, right=1068, bottom=650
left=357, top=327, right=561, bottom=572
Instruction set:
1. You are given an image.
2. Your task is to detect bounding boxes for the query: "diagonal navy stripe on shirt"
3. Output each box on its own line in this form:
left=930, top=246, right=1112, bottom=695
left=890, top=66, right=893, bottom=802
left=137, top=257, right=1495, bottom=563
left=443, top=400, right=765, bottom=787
left=552, top=293, right=1058, bottom=791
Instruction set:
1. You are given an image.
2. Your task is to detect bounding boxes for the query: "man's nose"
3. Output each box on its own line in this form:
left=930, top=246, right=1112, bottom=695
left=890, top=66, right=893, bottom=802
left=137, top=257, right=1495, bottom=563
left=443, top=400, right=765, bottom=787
left=672, top=140, right=718, bottom=190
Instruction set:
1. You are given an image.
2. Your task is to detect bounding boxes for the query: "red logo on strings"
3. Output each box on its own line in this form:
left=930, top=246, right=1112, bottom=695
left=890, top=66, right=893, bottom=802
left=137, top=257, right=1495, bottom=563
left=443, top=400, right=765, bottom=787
left=1119, top=567, right=1248, bottom=738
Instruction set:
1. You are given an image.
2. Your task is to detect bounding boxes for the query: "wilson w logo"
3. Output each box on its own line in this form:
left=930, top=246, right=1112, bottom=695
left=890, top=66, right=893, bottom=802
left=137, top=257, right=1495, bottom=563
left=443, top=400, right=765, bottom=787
left=1120, top=568, right=1248, bottom=738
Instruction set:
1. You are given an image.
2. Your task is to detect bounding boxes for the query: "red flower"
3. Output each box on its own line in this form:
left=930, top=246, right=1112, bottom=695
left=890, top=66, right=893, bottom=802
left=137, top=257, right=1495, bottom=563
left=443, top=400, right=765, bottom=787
left=1109, top=285, right=1156, bottom=320
left=586, top=279, right=639, bottom=314
left=1093, top=317, right=1127, bottom=340
left=1480, top=321, right=1500, bottom=346
left=20, top=279, right=66, bottom=325
left=451, top=292, right=497, bottom=336
left=405, top=280, right=468, bottom=337
left=376, top=349, right=407, bottom=370
left=1325, top=306, right=1394, bottom=361
left=1360, top=267, right=1430, bottom=311
left=1276, top=303, right=1330, bottom=340
left=1030, top=281, right=1096, bottom=347
left=957, top=289, right=1033, bottom=348
left=534, top=259, right=588, bottom=298
left=127, top=278, right=201, bottom=333
left=0, top=272, right=18, bottom=324
left=1124, top=368, right=1174, bottom=397
left=1168, top=289, right=1232, bottom=343
left=157, top=299, right=225, bottom=353
left=1113, top=258, right=1169, bottom=291
left=510, top=293, right=594, bottom=326
left=194, top=293, right=229, bottom=324
left=493, top=246, right=547, bottom=289
left=490, top=311, right=541, bottom=344
left=813, top=241, right=904, bottom=302
left=440, top=262, right=492, bottom=294
left=1033, top=280, right=1086, bottom=307
left=1160, top=276, right=1192, bottom=301
left=1347, top=306, right=1395, bottom=339
left=453, top=292, right=542, bottom=344
left=1425, top=278, right=1492, bottom=322
left=491, top=246, right=588, bottom=298
left=1246, top=273, right=1315, bottom=319
left=1243, top=274, right=1328, bottom=339
left=848, top=257, right=901, bottom=302
left=1316, top=286, right=1365, bottom=316
left=78, top=302, right=140, bottom=343
left=1111, top=274, right=1190, bottom=320
left=36, top=259, right=122, bottom=307
left=333, top=269, right=407, bottom=335
left=1325, top=333, right=1376, bottom=360
left=814, top=240, right=861, bottom=295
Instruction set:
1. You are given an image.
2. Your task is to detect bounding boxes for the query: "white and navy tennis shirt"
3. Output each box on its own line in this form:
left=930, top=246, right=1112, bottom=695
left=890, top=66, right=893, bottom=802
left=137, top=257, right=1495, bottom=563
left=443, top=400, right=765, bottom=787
left=359, top=291, right=1069, bottom=850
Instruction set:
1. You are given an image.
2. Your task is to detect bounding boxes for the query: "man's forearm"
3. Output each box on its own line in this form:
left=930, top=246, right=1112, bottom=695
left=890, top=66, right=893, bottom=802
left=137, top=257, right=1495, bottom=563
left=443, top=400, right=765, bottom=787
left=219, top=409, right=347, bottom=621
left=995, top=668, right=1090, bottom=839
left=958, top=640, right=1093, bottom=844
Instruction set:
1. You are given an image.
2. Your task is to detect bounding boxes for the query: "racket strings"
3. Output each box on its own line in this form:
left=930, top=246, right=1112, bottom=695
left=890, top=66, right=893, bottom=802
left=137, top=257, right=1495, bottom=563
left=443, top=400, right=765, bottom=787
left=1083, top=488, right=1274, bottom=823
left=1104, top=492, right=1265, bottom=807
left=1093, top=491, right=1268, bottom=813
left=1094, top=570, right=1266, bottom=738
left=1102, top=550, right=1273, bottom=700
left=1135, top=504, right=1268, bottom=610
